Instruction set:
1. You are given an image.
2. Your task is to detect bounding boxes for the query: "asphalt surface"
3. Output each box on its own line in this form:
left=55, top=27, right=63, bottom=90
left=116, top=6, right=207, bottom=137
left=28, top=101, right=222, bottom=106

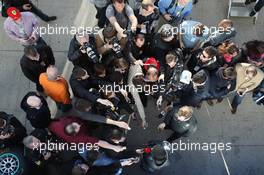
left=0, top=0, right=264, bottom=175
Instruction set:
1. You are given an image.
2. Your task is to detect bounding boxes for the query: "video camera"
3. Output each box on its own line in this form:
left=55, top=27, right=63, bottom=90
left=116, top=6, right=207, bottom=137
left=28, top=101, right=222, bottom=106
left=166, top=49, right=185, bottom=91
left=167, top=61, right=185, bottom=91
left=108, top=36, right=123, bottom=58
left=81, top=42, right=100, bottom=63
left=164, top=49, right=192, bottom=101
left=96, top=102, right=127, bottom=121
left=123, top=29, right=134, bottom=39
left=106, top=108, right=124, bottom=121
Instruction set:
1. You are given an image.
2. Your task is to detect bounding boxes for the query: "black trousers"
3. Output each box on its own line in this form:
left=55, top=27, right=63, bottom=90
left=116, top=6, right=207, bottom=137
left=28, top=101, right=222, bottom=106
left=22, top=37, right=47, bottom=50
left=36, top=82, right=44, bottom=92
left=255, top=0, right=264, bottom=12
left=28, top=2, right=50, bottom=21
left=56, top=102, right=72, bottom=112
left=35, top=37, right=48, bottom=49
left=246, top=0, right=264, bottom=12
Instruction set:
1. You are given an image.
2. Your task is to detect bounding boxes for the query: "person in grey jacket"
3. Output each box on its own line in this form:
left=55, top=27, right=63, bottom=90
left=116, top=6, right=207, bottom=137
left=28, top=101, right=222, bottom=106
left=204, top=19, right=237, bottom=47
left=90, top=0, right=110, bottom=28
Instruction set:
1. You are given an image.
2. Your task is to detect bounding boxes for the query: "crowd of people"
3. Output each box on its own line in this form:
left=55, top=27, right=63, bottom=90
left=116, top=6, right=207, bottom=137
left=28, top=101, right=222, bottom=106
left=1, top=0, right=264, bottom=174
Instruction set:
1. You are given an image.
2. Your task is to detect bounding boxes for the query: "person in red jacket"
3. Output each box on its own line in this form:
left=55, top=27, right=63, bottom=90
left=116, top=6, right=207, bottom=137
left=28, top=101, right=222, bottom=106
left=48, top=116, right=126, bottom=153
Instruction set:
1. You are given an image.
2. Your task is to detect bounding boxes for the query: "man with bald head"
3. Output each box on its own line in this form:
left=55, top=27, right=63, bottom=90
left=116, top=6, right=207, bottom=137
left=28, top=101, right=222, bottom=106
left=39, top=66, right=72, bottom=112
left=21, top=91, right=51, bottom=128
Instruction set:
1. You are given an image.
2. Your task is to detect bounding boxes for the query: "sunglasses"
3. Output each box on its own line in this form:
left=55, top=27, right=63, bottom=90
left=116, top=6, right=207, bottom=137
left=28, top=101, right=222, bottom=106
left=142, top=3, right=153, bottom=10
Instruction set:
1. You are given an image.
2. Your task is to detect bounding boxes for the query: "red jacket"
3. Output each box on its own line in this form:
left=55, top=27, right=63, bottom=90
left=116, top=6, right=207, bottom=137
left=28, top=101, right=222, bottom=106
left=48, top=116, right=99, bottom=144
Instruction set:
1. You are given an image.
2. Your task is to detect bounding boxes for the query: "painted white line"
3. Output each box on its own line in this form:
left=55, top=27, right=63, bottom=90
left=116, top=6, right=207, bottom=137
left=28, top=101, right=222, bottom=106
left=227, top=98, right=232, bottom=110
left=204, top=103, right=212, bottom=120
left=48, top=0, right=94, bottom=118
left=220, top=150, right=231, bottom=175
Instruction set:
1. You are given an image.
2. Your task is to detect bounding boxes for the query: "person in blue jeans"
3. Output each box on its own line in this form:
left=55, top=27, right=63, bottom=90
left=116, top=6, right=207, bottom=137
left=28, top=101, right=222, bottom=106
left=231, top=63, right=264, bottom=114
left=158, top=0, right=193, bottom=25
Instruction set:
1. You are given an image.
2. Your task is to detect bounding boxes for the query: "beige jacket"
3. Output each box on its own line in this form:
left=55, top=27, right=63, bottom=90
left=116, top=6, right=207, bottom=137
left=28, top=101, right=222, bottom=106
left=235, top=63, right=264, bottom=92
left=95, top=29, right=127, bottom=55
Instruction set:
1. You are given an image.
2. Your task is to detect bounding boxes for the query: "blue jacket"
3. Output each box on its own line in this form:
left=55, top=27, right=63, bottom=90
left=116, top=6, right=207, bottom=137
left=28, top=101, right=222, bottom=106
left=158, top=0, right=193, bottom=17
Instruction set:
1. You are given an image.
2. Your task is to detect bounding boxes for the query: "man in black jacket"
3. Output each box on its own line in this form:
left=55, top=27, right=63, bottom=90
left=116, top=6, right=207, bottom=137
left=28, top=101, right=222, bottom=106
left=20, top=91, right=51, bottom=129
left=158, top=106, right=197, bottom=142
left=187, top=46, right=220, bottom=74
left=158, top=49, right=184, bottom=84
left=1, top=0, right=56, bottom=21
left=70, top=67, right=114, bottom=109
left=68, top=32, right=99, bottom=72
left=23, top=128, right=65, bottom=175
left=123, top=33, right=148, bottom=65
left=101, top=127, right=140, bottom=160
left=208, top=67, right=237, bottom=104
left=20, top=45, right=55, bottom=92
left=179, top=70, right=212, bottom=108
left=0, top=111, right=27, bottom=149
left=150, top=24, right=180, bottom=69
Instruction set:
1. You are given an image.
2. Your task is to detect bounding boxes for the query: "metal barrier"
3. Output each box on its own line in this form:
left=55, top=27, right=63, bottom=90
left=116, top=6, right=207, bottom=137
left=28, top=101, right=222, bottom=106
left=228, top=0, right=259, bottom=24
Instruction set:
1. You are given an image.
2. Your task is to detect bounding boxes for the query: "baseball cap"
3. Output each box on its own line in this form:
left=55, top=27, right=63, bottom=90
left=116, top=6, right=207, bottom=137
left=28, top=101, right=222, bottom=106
left=7, top=7, right=21, bottom=20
